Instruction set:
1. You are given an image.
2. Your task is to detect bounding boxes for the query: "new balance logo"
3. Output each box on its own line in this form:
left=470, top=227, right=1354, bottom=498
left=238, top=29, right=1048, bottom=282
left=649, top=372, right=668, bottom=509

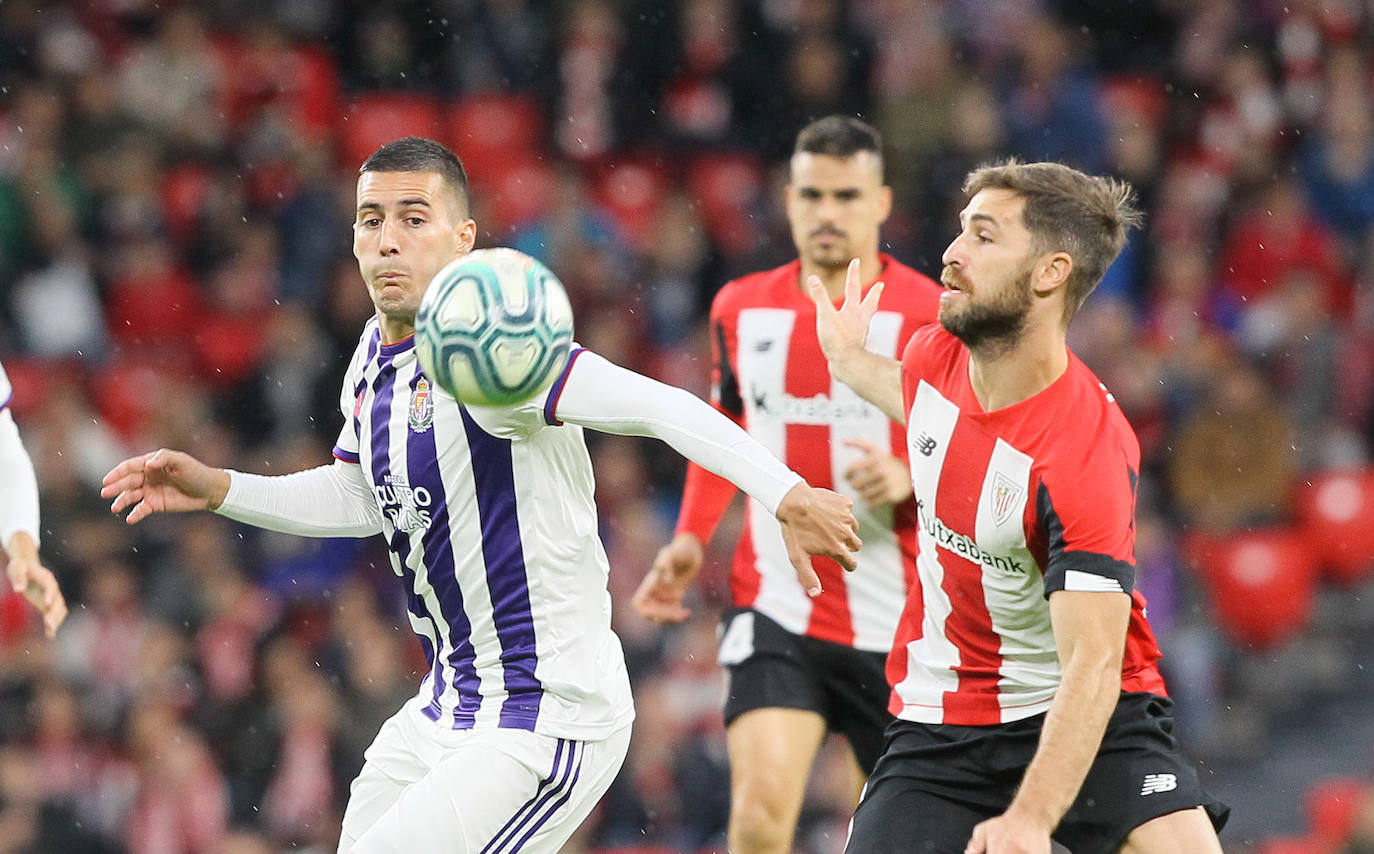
left=1140, top=773, right=1178, bottom=796
left=914, top=433, right=938, bottom=456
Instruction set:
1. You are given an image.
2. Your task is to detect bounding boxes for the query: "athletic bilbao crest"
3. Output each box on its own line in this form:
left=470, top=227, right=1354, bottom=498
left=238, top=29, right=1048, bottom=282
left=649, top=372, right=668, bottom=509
left=409, top=377, right=434, bottom=433
left=991, top=472, right=1023, bottom=526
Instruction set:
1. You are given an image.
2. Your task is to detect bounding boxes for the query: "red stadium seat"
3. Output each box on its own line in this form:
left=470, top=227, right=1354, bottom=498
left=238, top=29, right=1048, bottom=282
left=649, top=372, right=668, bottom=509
left=592, top=156, right=672, bottom=250
left=1185, top=527, right=1318, bottom=649
left=685, top=152, right=767, bottom=256
left=1258, top=836, right=1333, bottom=854
left=339, top=94, right=443, bottom=169
left=445, top=93, right=545, bottom=187
left=1307, top=776, right=1370, bottom=847
left=483, top=156, right=556, bottom=234
left=1294, top=468, right=1374, bottom=584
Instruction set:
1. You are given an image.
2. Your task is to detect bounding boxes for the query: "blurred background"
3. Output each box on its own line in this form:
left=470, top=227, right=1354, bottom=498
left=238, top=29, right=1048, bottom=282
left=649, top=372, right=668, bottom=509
left=1, top=0, right=1374, bottom=852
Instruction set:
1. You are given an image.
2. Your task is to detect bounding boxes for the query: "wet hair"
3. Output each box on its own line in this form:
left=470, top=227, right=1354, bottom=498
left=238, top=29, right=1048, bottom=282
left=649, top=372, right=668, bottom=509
left=963, top=160, right=1142, bottom=320
left=360, top=137, right=470, bottom=213
left=794, top=115, right=884, bottom=175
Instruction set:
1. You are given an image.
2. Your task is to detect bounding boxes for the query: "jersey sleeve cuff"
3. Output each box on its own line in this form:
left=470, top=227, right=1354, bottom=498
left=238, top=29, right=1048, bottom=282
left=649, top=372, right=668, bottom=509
left=1042, top=552, right=1135, bottom=598
left=543, top=347, right=588, bottom=426
left=332, top=446, right=361, bottom=464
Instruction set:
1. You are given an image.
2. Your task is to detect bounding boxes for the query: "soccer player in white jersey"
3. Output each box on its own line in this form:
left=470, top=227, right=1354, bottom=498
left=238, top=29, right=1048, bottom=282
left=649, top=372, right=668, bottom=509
left=0, top=361, right=67, bottom=638
left=100, top=137, right=861, bottom=854
left=810, top=161, right=1227, bottom=854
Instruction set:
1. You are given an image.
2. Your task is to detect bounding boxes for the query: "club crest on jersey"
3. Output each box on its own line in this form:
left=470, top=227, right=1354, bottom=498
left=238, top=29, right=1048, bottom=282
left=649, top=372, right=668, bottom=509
left=991, top=473, right=1024, bottom=526
left=409, top=377, right=434, bottom=433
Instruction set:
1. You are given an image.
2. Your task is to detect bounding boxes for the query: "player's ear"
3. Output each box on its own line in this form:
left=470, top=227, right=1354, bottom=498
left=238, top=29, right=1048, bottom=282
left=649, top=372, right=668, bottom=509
left=1032, top=252, right=1072, bottom=299
left=877, top=185, right=893, bottom=225
left=456, top=218, right=477, bottom=254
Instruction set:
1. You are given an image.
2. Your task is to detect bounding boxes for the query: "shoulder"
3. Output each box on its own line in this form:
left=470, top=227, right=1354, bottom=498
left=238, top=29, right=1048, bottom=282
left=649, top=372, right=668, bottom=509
left=1039, top=356, right=1140, bottom=489
left=711, top=260, right=800, bottom=317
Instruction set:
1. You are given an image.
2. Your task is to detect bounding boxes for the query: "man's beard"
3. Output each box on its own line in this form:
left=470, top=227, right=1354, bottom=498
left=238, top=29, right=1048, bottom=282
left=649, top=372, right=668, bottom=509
left=939, top=267, right=1033, bottom=356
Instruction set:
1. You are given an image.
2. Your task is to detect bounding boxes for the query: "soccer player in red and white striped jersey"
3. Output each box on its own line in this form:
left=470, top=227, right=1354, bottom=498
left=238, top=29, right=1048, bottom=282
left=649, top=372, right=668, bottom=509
left=633, top=116, right=941, bottom=854
left=811, top=161, right=1227, bottom=854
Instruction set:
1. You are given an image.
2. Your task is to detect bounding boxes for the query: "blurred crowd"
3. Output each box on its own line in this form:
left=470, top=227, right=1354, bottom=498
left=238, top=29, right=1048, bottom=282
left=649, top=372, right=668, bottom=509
left=2, top=0, right=1374, bottom=852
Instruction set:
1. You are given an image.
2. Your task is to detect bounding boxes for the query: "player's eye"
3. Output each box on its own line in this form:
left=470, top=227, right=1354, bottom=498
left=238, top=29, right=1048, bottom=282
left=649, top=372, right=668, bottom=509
left=406, top=216, right=427, bottom=226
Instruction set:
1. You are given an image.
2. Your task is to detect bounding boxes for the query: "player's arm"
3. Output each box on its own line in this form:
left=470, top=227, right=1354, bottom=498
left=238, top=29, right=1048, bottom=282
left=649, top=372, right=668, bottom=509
left=966, top=590, right=1131, bottom=854
left=0, top=408, right=66, bottom=637
left=808, top=259, right=905, bottom=423
left=554, top=351, right=861, bottom=595
left=102, top=449, right=384, bottom=537
left=637, top=307, right=742, bottom=621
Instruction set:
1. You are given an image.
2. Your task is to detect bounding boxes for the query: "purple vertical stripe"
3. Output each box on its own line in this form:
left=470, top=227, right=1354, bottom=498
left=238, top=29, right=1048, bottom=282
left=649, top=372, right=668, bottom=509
left=404, top=371, right=483, bottom=729
left=459, top=407, right=544, bottom=729
left=368, top=353, right=448, bottom=720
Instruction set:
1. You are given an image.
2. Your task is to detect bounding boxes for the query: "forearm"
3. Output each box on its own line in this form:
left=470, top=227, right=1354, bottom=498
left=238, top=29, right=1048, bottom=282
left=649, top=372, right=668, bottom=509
left=215, top=461, right=384, bottom=537
left=557, top=353, right=802, bottom=515
left=1006, top=654, right=1122, bottom=828
left=830, top=348, right=905, bottom=424
left=0, top=411, right=40, bottom=548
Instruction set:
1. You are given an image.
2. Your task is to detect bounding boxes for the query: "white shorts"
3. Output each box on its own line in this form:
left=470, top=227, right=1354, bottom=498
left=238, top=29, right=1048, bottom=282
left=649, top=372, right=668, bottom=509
left=339, top=696, right=631, bottom=854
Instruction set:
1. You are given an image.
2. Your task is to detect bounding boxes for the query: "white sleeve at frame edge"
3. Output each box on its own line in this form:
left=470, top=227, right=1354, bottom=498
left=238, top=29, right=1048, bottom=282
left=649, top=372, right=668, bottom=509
left=0, top=409, right=39, bottom=549
left=215, top=459, right=384, bottom=538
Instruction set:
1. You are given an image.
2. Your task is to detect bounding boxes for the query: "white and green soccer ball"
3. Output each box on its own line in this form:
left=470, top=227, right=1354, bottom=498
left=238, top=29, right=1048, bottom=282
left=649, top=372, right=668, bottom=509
left=416, top=248, right=574, bottom=406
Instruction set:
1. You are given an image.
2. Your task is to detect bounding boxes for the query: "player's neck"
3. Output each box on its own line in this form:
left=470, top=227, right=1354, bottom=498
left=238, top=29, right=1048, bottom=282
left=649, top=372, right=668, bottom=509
left=801, top=253, right=883, bottom=302
left=966, top=321, right=1068, bottom=412
left=379, top=315, right=415, bottom=345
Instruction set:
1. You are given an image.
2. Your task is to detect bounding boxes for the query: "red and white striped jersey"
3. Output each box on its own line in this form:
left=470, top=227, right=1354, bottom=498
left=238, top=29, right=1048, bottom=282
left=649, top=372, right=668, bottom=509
left=888, top=326, right=1167, bottom=724
left=677, top=256, right=942, bottom=652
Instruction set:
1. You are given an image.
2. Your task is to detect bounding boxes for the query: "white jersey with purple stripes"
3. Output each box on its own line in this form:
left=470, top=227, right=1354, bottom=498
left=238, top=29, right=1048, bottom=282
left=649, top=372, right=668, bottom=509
left=332, top=316, right=633, bottom=741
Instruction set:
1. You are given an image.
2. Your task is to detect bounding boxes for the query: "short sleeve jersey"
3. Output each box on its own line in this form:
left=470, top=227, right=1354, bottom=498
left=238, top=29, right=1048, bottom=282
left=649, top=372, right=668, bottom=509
left=704, top=255, right=941, bottom=651
left=889, top=325, right=1166, bottom=725
left=332, top=319, right=633, bottom=741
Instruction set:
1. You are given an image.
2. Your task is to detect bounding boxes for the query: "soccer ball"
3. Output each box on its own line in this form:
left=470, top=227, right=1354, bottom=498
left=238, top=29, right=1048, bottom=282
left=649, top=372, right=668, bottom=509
left=415, top=248, right=575, bottom=406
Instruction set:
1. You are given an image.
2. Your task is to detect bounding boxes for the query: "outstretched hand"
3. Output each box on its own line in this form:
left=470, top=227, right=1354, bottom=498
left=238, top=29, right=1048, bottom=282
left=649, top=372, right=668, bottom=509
left=101, top=449, right=231, bottom=525
left=774, top=482, right=861, bottom=596
left=806, top=257, right=885, bottom=364
left=632, top=533, right=704, bottom=623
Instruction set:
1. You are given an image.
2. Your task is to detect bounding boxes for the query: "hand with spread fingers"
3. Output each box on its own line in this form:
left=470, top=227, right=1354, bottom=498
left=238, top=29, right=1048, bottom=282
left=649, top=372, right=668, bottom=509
left=101, top=448, right=231, bottom=525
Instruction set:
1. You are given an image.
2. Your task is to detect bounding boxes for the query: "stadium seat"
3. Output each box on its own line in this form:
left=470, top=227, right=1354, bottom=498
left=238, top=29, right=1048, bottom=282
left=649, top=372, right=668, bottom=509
left=339, top=94, right=443, bottom=169
left=484, top=155, right=557, bottom=234
left=684, top=151, right=767, bottom=256
left=445, top=92, right=545, bottom=187
left=1294, top=468, right=1374, bottom=584
left=1185, top=527, right=1318, bottom=649
left=592, top=156, right=672, bottom=250
left=1258, top=836, right=1333, bottom=854
left=1306, top=776, right=1370, bottom=848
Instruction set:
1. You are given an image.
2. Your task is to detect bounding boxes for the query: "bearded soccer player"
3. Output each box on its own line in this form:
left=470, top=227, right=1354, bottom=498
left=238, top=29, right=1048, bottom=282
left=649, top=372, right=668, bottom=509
left=810, top=161, right=1228, bottom=854
left=101, top=137, right=863, bottom=854
left=634, top=116, right=940, bottom=854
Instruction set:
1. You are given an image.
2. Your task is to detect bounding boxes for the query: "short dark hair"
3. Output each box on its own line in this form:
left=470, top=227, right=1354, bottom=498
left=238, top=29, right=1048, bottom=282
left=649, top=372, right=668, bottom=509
left=360, top=137, right=470, bottom=213
left=794, top=115, right=883, bottom=169
left=963, top=160, right=1142, bottom=320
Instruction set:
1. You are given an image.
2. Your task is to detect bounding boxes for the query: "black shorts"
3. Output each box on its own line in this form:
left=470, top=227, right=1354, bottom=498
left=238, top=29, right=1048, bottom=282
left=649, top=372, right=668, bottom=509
left=844, top=692, right=1230, bottom=854
left=719, top=608, right=893, bottom=773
